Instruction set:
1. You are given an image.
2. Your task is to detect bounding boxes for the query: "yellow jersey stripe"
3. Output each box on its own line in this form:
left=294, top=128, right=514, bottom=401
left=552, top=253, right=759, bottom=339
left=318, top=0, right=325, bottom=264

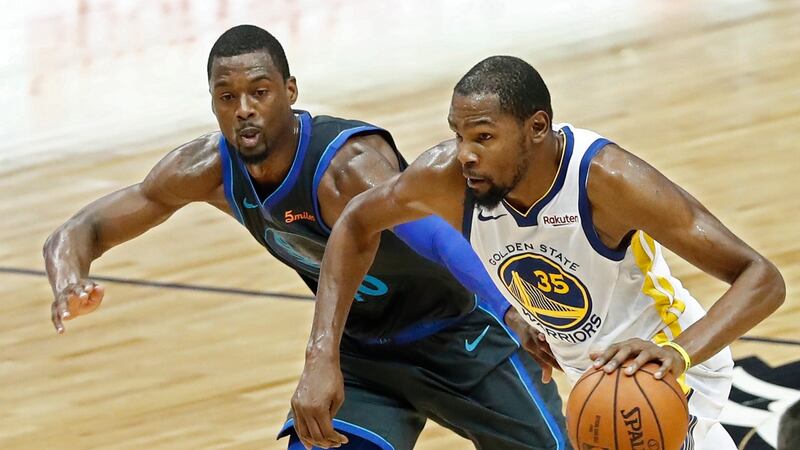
left=632, top=231, right=690, bottom=393
left=632, top=231, right=676, bottom=327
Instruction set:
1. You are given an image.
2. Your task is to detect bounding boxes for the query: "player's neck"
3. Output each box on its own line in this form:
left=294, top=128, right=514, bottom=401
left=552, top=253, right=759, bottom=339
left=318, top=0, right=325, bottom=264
left=504, top=130, right=564, bottom=212
left=245, top=116, right=300, bottom=189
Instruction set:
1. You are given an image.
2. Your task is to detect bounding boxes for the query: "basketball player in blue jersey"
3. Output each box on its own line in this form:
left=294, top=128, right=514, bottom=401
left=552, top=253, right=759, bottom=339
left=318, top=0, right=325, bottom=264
left=44, top=27, right=572, bottom=450
left=303, top=56, right=786, bottom=449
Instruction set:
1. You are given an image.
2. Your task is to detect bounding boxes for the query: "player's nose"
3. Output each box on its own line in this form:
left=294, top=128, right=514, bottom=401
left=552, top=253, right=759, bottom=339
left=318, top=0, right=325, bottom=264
left=457, top=144, right=479, bottom=168
left=236, top=96, right=256, bottom=121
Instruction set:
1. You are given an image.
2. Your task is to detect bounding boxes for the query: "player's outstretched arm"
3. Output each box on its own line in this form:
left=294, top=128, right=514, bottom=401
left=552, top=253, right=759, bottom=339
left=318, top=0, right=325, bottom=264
left=290, top=141, right=464, bottom=449
left=587, top=143, right=786, bottom=378
left=43, top=134, right=224, bottom=334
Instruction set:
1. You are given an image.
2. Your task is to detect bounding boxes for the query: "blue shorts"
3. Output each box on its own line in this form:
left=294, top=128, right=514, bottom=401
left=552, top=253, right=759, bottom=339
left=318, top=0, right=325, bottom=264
left=278, top=308, right=570, bottom=450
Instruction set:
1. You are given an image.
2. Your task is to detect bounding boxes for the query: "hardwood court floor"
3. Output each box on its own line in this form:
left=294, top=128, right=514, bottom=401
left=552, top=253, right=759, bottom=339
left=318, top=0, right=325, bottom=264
left=1, top=1, right=798, bottom=449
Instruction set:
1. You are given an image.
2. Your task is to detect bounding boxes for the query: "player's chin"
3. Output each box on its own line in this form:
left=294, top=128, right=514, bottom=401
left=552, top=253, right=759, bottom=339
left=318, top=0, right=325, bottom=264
left=467, top=179, right=491, bottom=195
left=238, top=145, right=269, bottom=165
left=472, top=184, right=506, bottom=208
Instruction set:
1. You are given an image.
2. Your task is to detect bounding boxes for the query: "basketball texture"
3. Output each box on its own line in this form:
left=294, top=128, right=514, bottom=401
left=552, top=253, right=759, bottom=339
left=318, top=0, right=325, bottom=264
left=566, top=362, right=689, bottom=450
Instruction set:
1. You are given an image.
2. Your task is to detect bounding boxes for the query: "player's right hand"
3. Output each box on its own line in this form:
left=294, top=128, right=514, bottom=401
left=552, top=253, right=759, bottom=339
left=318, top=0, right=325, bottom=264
left=51, top=280, right=105, bottom=334
left=290, top=352, right=349, bottom=449
left=505, top=308, right=562, bottom=383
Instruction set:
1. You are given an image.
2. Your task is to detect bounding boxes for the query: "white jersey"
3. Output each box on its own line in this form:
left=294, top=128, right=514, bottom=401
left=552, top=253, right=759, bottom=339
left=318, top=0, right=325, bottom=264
left=465, top=123, right=736, bottom=449
left=465, top=123, right=713, bottom=383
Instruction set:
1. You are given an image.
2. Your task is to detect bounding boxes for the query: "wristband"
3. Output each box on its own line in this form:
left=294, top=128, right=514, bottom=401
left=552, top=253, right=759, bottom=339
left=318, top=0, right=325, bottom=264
left=658, top=341, right=692, bottom=374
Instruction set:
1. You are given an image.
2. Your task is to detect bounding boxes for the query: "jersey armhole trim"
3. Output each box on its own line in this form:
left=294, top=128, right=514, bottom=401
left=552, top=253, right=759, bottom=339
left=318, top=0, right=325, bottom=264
left=218, top=136, right=244, bottom=224
left=311, top=126, right=390, bottom=235
left=577, top=138, right=630, bottom=261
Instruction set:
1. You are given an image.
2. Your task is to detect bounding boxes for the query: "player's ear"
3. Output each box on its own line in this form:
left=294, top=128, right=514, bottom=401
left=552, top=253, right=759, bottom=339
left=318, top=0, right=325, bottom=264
left=527, top=110, right=551, bottom=144
left=286, top=76, right=298, bottom=105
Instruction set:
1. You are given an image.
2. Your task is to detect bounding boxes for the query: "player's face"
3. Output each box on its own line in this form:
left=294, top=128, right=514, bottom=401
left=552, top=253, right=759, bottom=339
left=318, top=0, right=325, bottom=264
left=209, top=52, right=297, bottom=164
left=449, top=93, right=532, bottom=208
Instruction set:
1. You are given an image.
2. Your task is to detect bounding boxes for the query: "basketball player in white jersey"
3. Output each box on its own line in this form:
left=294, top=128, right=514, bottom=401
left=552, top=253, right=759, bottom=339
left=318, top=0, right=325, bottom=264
left=291, top=56, right=785, bottom=449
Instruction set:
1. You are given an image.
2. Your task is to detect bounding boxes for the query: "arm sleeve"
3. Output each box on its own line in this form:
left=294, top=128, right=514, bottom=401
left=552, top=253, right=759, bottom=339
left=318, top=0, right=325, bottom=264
left=392, top=215, right=511, bottom=321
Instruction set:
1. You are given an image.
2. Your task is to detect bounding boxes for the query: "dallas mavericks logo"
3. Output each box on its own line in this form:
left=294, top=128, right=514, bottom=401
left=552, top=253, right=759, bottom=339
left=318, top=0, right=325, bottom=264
left=264, top=229, right=324, bottom=274
left=498, top=253, right=592, bottom=331
left=263, top=229, right=389, bottom=302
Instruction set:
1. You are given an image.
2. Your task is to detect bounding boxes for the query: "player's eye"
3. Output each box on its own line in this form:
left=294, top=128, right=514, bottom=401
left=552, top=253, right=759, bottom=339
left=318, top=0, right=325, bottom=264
left=478, top=133, right=493, bottom=142
left=255, top=89, right=268, bottom=97
left=219, top=93, right=234, bottom=102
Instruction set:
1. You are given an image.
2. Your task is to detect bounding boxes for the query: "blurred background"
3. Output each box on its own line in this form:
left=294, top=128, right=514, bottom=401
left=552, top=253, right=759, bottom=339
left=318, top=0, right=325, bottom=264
left=1, top=1, right=798, bottom=449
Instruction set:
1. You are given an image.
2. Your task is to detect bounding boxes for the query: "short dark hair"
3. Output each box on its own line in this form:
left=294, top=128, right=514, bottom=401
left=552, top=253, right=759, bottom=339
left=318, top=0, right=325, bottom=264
left=454, top=56, right=552, bottom=122
left=207, top=25, right=290, bottom=80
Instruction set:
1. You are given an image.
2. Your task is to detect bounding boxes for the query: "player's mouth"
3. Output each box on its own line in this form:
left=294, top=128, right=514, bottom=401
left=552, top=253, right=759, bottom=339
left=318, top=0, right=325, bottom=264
left=464, top=172, right=488, bottom=189
left=238, top=127, right=261, bottom=148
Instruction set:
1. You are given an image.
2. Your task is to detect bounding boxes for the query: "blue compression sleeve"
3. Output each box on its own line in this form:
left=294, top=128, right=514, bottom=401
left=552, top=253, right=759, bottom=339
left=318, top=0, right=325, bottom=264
left=393, top=215, right=511, bottom=322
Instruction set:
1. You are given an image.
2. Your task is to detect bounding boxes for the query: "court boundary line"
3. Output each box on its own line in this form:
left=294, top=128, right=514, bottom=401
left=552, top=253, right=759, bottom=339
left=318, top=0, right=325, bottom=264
left=0, top=266, right=314, bottom=301
left=4, top=265, right=798, bottom=346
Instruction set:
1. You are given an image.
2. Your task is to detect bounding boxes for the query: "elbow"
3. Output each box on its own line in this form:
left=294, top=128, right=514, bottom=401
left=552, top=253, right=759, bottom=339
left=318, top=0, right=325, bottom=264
left=758, top=257, right=786, bottom=312
left=768, top=262, right=786, bottom=310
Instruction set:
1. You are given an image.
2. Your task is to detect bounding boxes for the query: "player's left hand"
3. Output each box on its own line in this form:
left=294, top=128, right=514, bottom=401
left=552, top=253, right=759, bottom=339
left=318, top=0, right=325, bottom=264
left=589, top=338, right=687, bottom=379
left=505, top=308, right=562, bottom=383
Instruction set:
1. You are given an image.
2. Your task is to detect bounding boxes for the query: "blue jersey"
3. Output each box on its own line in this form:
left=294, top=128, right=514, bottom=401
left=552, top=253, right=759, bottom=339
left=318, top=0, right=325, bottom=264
left=219, top=111, right=476, bottom=341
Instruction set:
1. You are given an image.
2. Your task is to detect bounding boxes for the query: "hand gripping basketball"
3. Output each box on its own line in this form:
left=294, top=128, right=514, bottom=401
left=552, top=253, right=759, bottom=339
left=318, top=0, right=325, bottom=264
left=589, top=337, right=689, bottom=379
left=51, top=280, right=105, bottom=334
left=566, top=360, right=689, bottom=450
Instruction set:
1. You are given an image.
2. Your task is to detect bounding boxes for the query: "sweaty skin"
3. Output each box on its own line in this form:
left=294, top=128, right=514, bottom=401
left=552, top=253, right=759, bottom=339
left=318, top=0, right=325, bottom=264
left=42, top=51, right=549, bottom=450
left=305, top=92, right=785, bottom=412
left=41, top=51, right=391, bottom=449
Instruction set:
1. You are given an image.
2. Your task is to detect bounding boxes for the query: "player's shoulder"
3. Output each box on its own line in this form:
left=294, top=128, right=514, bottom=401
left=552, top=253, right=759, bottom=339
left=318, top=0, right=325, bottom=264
left=588, top=139, right=624, bottom=170
left=160, top=131, right=222, bottom=174
left=588, top=142, right=642, bottom=184
left=311, top=114, right=349, bottom=128
left=586, top=140, right=659, bottom=208
left=409, top=138, right=460, bottom=177
left=394, top=139, right=463, bottom=203
left=310, top=114, right=381, bottom=143
left=144, top=132, right=223, bottom=201
left=318, top=113, right=399, bottom=180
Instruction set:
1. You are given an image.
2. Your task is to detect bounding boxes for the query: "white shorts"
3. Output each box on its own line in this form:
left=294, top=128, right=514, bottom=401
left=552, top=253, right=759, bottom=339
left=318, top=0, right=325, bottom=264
left=673, top=298, right=736, bottom=450
left=683, top=346, right=736, bottom=450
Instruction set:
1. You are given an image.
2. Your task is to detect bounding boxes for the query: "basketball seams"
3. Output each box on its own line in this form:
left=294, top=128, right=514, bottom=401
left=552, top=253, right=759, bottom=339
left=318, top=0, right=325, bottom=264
left=572, top=370, right=605, bottom=448
left=571, top=367, right=603, bottom=391
left=639, top=367, right=689, bottom=417
left=633, top=372, right=666, bottom=450
left=571, top=365, right=689, bottom=450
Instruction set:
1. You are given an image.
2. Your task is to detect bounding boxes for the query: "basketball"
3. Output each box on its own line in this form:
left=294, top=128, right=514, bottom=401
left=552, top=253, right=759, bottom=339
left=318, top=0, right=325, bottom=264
left=566, top=362, right=689, bottom=450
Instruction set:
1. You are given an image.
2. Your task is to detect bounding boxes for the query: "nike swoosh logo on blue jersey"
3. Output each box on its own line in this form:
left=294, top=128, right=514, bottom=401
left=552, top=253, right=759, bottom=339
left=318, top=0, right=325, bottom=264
left=465, top=325, right=491, bottom=352
left=477, top=211, right=507, bottom=221
left=243, top=199, right=260, bottom=209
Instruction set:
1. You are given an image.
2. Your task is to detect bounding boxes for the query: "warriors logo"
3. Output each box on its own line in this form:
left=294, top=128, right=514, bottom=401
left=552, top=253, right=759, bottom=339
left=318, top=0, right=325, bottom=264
left=498, top=253, right=592, bottom=331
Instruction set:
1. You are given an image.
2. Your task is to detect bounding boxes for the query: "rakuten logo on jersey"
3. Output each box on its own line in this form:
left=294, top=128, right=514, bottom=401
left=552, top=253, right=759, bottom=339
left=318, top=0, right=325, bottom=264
left=542, top=214, right=579, bottom=227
